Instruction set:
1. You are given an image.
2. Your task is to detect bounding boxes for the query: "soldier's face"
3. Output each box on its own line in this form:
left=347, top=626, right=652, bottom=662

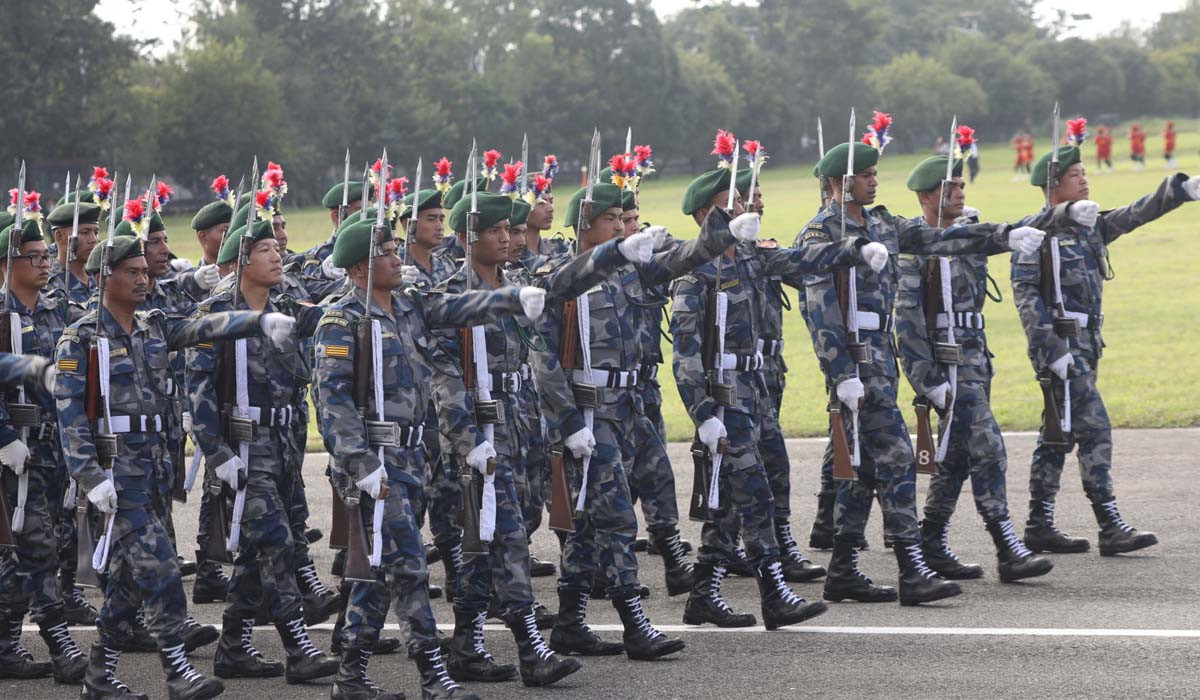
left=73, top=223, right=100, bottom=261
left=244, top=238, right=283, bottom=288
left=850, top=168, right=877, bottom=205
left=272, top=216, right=288, bottom=249
left=751, top=186, right=764, bottom=216
left=144, top=230, right=172, bottom=278
left=528, top=198, right=554, bottom=230
left=10, top=240, right=50, bottom=290
left=369, top=240, right=404, bottom=290
left=581, top=207, right=624, bottom=248
left=621, top=208, right=640, bottom=236
left=109, top=256, right=150, bottom=305
left=414, top=208, right=445, bottom=248
left=940, top=177, right=966, bottom=218
left=473, top=221, right=511, bottom=267
left=198, top=223, right=228, bottom=262
left=509, top=224, right=528, bottom=262
left=1054, top=163, right=1089, bottom=202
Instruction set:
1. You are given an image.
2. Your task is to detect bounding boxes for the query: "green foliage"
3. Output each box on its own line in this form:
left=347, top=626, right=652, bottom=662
left=868, top=54, right=988, bottom=150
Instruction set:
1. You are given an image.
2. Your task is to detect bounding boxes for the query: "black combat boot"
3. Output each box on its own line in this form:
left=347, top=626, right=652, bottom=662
left=111, top=610, right=157, bottom=653
left=331, top=646, right=405, bottom=700
left=682, top=561, right=756, bottom=627
left=425, top=541, right=442, bottom=565
left=331, top=583, right=404, bottom=657
left=413, top=644, right=481, bottom=700
left=0, top=613, right=51, bottom=679
left=822, top=540, right=897, bottom=603
left=1024, top=499, right=1090, bottom=553
left=275, top=615, right=338, bottom=684
left=548, top=588, right=623, bottom=656
left=646, top=537, right=693, bottom=555
left=986, top=518, right=1054, bottom=582
left=436, top=536, right=462, bottom=604
left=504, top=606, right=581, bottom=687
left=529, top=556, right=556, bottom=577
left=296, top=561, right=341, bottom=625
left=446, top=608, right=516, bottom=682
left=177, top=558, right=198, bottom=578
left=1092, top=499, right=1159, bottom=556
left=191, top=558, right=229, bottom=604
left=61, top=571, right=100, bottom=625
left=159, top=643, right=224, bottom=700
left=755, top=559, right=828, bottom=630
left=37, top=609, right=87, bottom=683
left=80, top=642, right=148, bottom=700
left=919, top=518, right=984, bottom=580
left=611, top=593, right=685, bottom=660
left=807, top=489, right=837, bottom=550
left=213, top=615, right=284, bottom=679
left=332, top=548, right=346, bottom=578
left=724, top=543, right=755, bottom=577
left=305, top=528, right=323, bottom=544
left=775, top=519, right=827, bottom=582
left=428, top=584, right=444, bottom=600
left=651, top=529, right=695, bottom=596
left=181, top=616, right=218, bottom=652
left=894, top=540, right=963, bottom=606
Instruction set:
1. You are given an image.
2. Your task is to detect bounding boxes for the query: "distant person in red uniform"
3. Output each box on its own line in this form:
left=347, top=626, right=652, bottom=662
left=1011, top=131, right=1034, bottom=180
left=1163, top=121, right=1178, bottom=167
left=1095, top=126, right=1114, bottom=172
left=1130, top=123, right=1146, bottom=170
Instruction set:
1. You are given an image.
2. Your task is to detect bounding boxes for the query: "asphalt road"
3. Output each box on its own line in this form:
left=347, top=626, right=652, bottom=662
left=9, top=428, right=1200, bottom=699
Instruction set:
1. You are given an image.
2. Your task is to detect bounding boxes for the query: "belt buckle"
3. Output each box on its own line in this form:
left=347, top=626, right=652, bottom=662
left=95, top=433, right=122, bottom=467
left=226, top=415, right=258, bottom=443
left=934, top=342, right=963, bottom=365
left=9, top=403, right=41, bottom=429
left=366, top=420, right=400, bottom=447
left=475, top=399, right=505, bottom=425
left=847, top=342, right=870, bottom=364
left=571, top=383, right=599, bottom=408
left=709, top=379, right=736, bottom=407
left=1053, top=316, right=1081, bottom=337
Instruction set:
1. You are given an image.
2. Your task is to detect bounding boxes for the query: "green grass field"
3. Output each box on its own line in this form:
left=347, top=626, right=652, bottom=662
left=162, top=120, right=1200, bottom=446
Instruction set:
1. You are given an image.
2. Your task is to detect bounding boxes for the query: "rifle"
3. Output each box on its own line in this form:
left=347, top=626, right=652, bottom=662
left=547, top=449, right=575, bottom=533
left=817, top=117, right=829, bottom=205
left=328, top=483, right=348, bottom=550
left=337, top=148, right=351, bottom=232
left=65, top=173, right=81, bottom=290
left=404, top=158, right=423, bottom=265
left=830, top=266, right=864, bottom=483
left=1037, top=103, right=1073, bottom=448
left=346, top=148, right=392, bottom=583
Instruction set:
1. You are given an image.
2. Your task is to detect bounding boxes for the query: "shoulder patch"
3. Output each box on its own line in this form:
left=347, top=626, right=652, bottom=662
left=719, top=279, right=740, bottom=291
left=801, top=228, right=831, bottom=244
left=676, top=274, right=699, bottom=286
left=898, top=254, right=917, bottom=262
left=318, top=315, right=350, bottom=328
left=195, top=341, right=214, bottom=349
left=321, top=343, right=351, bottom=358
left=57, top=358, right=79, bottom=373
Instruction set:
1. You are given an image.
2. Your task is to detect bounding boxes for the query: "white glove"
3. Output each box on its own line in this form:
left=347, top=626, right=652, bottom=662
left=729, top=212, right=760, bottom=242
left=322, top=255, right=346, bottom=280
left=41, top=363, right=56, bottom=394
left=1183, top=175, right=1200, bottom=200
left=564, top=427, right=595, bottom=460
left=1049, top=353, right=1072, bottom=381
left=400, top=265, right=421, bottom=286
left=836, top=377, right=864, bottom=411
left=519, top=287, right=546, bottom=321
left=181, top=411, right=193, bottom=434
left=697, top=416, right=726, bottom=455
left=1008, top=226, right=1045, bottom=256
left=960, top=205, right=980, bottom=220
left=0, top=439, right=29, bottom=475
left=861, top=242, right=889, bottom=273
left=260, top=312, right=296, bottom=346
left=618, top=230, right=654, bottom=264
left=214, top=455, right=246, bottom=490
left=88, top=479, right=118, bottom=514
left=925, top=382, right=952, bottom=410
left=191, top=264, right=221, bottom=291
left=170, top=258, right=194, bottom=273
left=1067, top=200, right=1100, bottom=228
left=644, top=225, right=669, bottom=249
left=356, top=466, right=386, bottom=500
left=466, top=441, right=496, bottom=475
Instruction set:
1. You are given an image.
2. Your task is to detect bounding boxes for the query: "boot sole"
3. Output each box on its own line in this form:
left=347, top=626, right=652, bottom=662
left=215, top=666, right=284, bottom=679
left=625, top=639, right=685, bottom=660
left=999, top=562, right=1054, bottom=582
left=548, top=642, right=625, bottom=657
left=764, top=601, right=828, bottom=630
left=682, top=612, right=757, bottom=628
left=823, top=591, right=898, bottom=603
left=521, top=659, right=582, bottom=687
left=173, top=683, right=224, bottom=700
left=1024, top=538, right=1090, bottom=554
left=286, top=663, right=339, bottom=684
left=899, top=587, right=963, bottom=606
left=936, top=568, right=985, bottom=580
left=1100, top=537, right=1159, bottom=557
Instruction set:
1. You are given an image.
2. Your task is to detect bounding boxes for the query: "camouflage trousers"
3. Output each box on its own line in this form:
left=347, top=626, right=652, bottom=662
left=698, top=409, right=781, bottom=568
left=1029, top=367, right=1114, bottom=505
left=195, top=466, right=218, bottom=562
left=760, top=364, right=792, bottom=519
left=343, top=479, right=438, bottom=656
left=923, top=380, right=1010, bottom=523
left=0, top=464, right=67, bottom=623
left=423, top=456, right=461, bottom=550
left=99, top=508, right=188, bottom=650
left=559, top=414, right=641, bottom=599
left=833, top=375, right=919, bottom=544
left=518, top=411, right=550, bottom=540
left=628, top=389, right=680, bottom=535
left=225, top=469, right=303, bottom=622
left=455, top=468, right=534, bottom=619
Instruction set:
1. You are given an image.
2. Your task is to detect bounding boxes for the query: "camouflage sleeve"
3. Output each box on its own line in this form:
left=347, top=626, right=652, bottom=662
left=429, top=328, right=485, bottom=462
left=176, top=270, right=207, bottom=302
left=164, top=310, right=264, bottom=351
left=296, top=304, right=326, bottom=338
left=534, top=239, right=624, bottom=304
left=312, top=313, right=379, bottom=483
left=761, top=237, right=863, bottom=287
left=637, top=207, right=735, bottom=286
left=1010, top=247, right=1070, bottom=372
left=0, top=353, right=45, bottom=388
left=668, top=274, right=716, bottom=426
left=53, top=328, right=106, bottom=492
left=797, top=223, right=856, bottom=387
left=1096, top=173, right=1191, bottom=245
left=419, top=288, right=523, bottom=329
left=184, top=302, right=237, bottom=472
left=528, top=300, right=585, bottom=441
left=896, top=216, right=1010, bottom=256
left=894, top=255, right=947, bottom=396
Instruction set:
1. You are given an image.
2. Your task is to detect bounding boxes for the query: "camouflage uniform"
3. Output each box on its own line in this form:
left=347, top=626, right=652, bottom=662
left=312, top=284, right=524, bottom=656
left=55, top=306, right=265, bottom=650
left=759, top=270, right=792, bottom=518
left=46, top=263, right=93, bottom=306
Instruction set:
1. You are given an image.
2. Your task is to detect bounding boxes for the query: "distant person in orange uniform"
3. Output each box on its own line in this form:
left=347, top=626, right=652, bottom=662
left=1130, top=124, right=1147, bottom=171
left=1095, top=126, right=1114, bottom=172
left=1163, top=121, right=1178, bottom=168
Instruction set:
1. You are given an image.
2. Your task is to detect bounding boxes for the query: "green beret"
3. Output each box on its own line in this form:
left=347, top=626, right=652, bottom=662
left=735, top=170, right=754, bottom=198
left=564, top=183, right=623, bottom=229
left=114, top=212, right=165, bottom=238
left=811, top=164, right=821, bottom=178
left=1031, top=146, right=1081, bottom=187
left=509, top=199, right=531, bottom=227
left=906, top=156, right=964, bottom=192
left=0, top=213, right=12, bottom=232
left=85, top=236, right=145, bottom=275
left=448, top=193, right=513, bottom=234
left=191, top=201, right=233, bottom=231
left=401, top=189, right=443, bottom=218
left=56, top=190, right=99, bottom=208
left=217, top=219, right=275, bottom=265
left=331, top=220, right=395, bottom=268
left=815, top=142, right=879, bottom=177
left=621, top=191, right=636, bottom=211
left=47, top=202, right=102, bottom=229
left=442, top=177, right=488, bottom=212
left=339, top=207, right=395, bottom=235
left=322, top=182, right=368, bottom=209
left=231, top=204, right=251, bottom=231
left=0, top=219, right=45, bottom=253
left=681, top=169, right=736, bottom=216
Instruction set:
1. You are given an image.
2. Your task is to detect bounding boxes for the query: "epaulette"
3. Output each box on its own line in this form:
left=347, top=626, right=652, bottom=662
left=676, top=274, right=700, bottom=286
left=798, top=220, right=832, bottom=245
left=533, top=254, right=568, bottom=277
left=139, top=307, right=167, bottom=324
left=284, top=259, right=304, bottom=274
left=59, top=326, right=81, bottom=343
left=317, top=306, right=353, bottom=329
left=196, top=291, right=232, bottom=314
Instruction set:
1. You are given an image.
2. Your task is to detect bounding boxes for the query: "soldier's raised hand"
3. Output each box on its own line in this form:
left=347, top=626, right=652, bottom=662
left=729, top=212, right=760, bottom=242
left=697, top=416, right=726, bottom=455
left=564, top=427, right=595, bottom=460
left=260, top=312, right=296, bottom=346
left=87, top=479, right=118, bottom=514
left=618, top=230, right=655, bottom=264
left=644, top=225, right=669, bottom=249
left=519, top=287, right=546, bottom=321
left=323, top=255, right=347, bottom=280
left=0, top=438, right=30, bottom=475
left=1184, top=175, right=1200, bottom=200
left=1067, top=200, right=1100, bottom=228
left=191, top=263, right=222, bottom=291
left=1008, top=227, right=1045, bottom=256
left=466, top=441, right=497, bottom=474
left=861, top=242, right=889, bottom=273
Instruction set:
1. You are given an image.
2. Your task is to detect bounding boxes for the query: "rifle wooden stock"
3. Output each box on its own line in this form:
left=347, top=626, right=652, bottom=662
left=203, top=484, right=233, bottom=565
left=353, top=318, right=374, bottom=414
left=688, top=435, right=728, bottom=522
left=342, top=491, right=378, bottom=583
left=700, top=289, right=719, bottom=373
left=85, top=345, right=101, bottom=424
left=559, top=299, right=579, bottom=369
left=74, top=502, right=101, bottom=587
left=458, top=466, right=484, bottom=555
left=923, top=258, right=942, bottom=334
left=1038, top=372, right=1071, bottom=447
left=829, top=392, right=856, bottom=481
left=329, top=484, right=348, bottom=550
left=459, top=328, right=476, bottom=391
left=171, top=440, right=187, bottom=504
left=547, top=450, right=575, bottom=533
left=834, top=268, right=868, bottom=364
left=913, top=397, right=938, bottom=475
left=0, top=479, right=13, bottom=548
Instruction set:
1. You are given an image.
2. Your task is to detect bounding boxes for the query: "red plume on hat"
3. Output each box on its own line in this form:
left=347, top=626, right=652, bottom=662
left=8, top=189, right=42, bottom=223
left=433, top=157, right=454, bottom=193
left=1067, top=118, right=1088, bottom=147
left=500, top=161, right=524, bottom=198
left=862, top=111, right=893, bottom=152
left=711, top=129, right=737, bottom=169
left=954, top=125, right=976, bottom=160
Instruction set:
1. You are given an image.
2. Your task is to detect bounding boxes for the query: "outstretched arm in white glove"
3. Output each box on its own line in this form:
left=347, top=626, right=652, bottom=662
left=618, top=230, right=654, bottom=264
left=191, top=264, right=221, bottom=292
left=729, top=212, right=760, bottom=242
left=861, top=242, right=889, bottom=273
left=260, top=312, right=296, bottom=346
left=1007, top=226, right=1046, bottom=256
left=1067, top=200, right=1100, bottom=228
left=519, top=287, right=546, bottom=321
